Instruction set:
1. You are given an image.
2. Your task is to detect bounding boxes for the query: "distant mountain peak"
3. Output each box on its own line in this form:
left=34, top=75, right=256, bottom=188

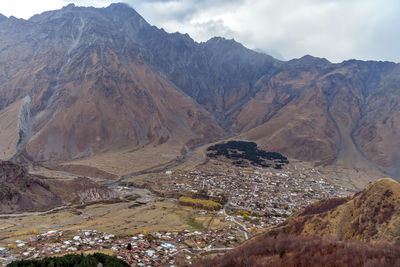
left=299, top=54, right=330, bottom=64
left=63, top=3, right=76, bottom=10
left=106, top=2, right=140, bottom=15
left=204, top=36, right=246, bottom=50
left=206, top=36, right=237, bottom=44
left=104, top=2, right=149, bottom=27
left=286, top=54, right=331, bottom=68
left=108, top=2, right=132, bottom=9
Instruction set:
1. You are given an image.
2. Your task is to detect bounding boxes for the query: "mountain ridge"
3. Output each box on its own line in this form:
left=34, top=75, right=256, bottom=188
left=0, top=3, right=399, bottom=181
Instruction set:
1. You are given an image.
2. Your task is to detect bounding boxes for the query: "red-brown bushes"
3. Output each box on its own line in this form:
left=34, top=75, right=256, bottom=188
left=193, top=235, right=400, bottom=267
left=299, top=197, right=350, bottom=216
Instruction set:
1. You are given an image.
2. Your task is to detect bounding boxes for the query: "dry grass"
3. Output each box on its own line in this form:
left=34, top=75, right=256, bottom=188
left=0, top=200, right=228, bottom=246
left=194, top=234, right=400, bottom=267
left=64, top=143, right=183, bottom=176
left=269, top=178, right=400, bottom=245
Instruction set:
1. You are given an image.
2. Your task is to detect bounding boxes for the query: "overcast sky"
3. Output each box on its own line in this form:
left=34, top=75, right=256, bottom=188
left=0, top=0, right=398, bottom=63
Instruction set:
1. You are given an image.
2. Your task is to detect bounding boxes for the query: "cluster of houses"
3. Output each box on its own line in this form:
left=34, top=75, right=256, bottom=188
left=1, top=160, right=358, bottom=266
left=160, top=164, right=354, bottom=227
left=4, top=227, right=242, bottom=266
left=0, top=246, right=15, bottom=266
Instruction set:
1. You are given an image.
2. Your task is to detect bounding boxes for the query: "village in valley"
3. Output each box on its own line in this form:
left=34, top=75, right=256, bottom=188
left=0, top=227, right=243, bottom=266
left=0, top=142, right=357, bottom=266
left=153, top=157, right=355, bottom=229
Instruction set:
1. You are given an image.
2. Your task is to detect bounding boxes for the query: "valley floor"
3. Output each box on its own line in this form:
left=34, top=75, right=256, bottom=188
left=0, top=143, right=385, bottom=266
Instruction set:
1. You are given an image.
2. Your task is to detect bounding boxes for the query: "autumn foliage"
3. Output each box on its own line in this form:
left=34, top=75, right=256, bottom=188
left=179, top=196, right=223, bottom=210
left=194, top=235, right=400, bottom=267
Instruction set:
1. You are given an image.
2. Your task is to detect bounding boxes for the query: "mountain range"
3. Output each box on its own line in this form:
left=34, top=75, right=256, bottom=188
left=0, top=3, right=399, bottom=181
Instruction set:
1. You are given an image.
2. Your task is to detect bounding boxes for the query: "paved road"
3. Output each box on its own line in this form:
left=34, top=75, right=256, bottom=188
left=223, top=204, right=250, bottom=240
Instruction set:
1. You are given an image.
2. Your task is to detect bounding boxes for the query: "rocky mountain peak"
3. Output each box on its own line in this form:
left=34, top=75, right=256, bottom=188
left=63, top=3, right=76, bottom=10
left=0, top=13, right=7, bottom=21
left=289, top=54, right=331, bottom=67
left=103, top=3, right=149, bottom=27
left=204, top=36, right=244, bottom=50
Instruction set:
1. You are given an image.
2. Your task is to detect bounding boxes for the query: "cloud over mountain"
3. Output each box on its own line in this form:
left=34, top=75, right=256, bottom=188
left=0, top=0, right=399, bottom=62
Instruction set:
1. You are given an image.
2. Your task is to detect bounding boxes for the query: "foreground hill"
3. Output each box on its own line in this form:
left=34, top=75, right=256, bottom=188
left=194, top=178, right=400, bottom=266
left=8, top=253, right=129, bottom=267
left=194, top=235, right=400, bottom=267
left=267, top=178, right=400, bottom=245
left=0, top=161, right=116, bottom=213
left=0, top=4, right=399, bottom=180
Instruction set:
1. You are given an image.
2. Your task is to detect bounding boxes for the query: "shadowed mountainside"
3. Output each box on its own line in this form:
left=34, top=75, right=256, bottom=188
left=0, top=161, right=116, bottom=213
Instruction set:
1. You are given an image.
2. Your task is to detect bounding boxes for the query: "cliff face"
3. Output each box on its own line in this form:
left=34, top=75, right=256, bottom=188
left=0, top=4, right=399, bottom=179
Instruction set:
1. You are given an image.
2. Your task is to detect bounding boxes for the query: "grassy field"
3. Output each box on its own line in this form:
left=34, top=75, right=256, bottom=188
left=0, top=200, right=227, bottom=246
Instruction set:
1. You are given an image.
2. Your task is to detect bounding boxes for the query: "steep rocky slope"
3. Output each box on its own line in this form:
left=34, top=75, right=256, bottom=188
left=0, top=161, right=116, bottom=213
left=0, top=4, right=399, bottom=180
left=237, top=58, right=399, bottom=178
left=0, top=161, right=60, bottom=213
left=267, top=178, right=400, bottom=245
left=0, top=4, right=225, bottom=163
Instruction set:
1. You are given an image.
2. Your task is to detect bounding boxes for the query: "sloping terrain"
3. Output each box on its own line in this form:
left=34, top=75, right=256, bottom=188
left=0, top=4, right=399, bottom=181
left=194, top=235, right=400, bottom=267
left=0, top=161, right=60, bottom=213
left=0, top=99, right=21, bottom=160
left=267, top=178, right=400, bottom=245
left=238, top=58, right=399, bottom=178
left=0, top=161, right=116, bottom=214
left=0, top=4, right=225, bottom=164
left=194, top=178, right=400, bottom=266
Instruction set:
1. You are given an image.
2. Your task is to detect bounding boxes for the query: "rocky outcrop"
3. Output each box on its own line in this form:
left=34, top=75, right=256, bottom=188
left=45, top=177, right=118, bottom=204
left=0, top=161, right=61, bottom=213
left=0, top=161, right=116, bottom=213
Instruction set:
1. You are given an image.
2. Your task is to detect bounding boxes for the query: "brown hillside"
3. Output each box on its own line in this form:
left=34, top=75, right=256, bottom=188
left=267, top=178, right=400, bottom=245
left=0, top=161, right=116, bottom=214
left=194, top=235, right=400, bottom=267
left=0, top=161, right=60, bottom=213
left=0, top=4, right=399, bottom=181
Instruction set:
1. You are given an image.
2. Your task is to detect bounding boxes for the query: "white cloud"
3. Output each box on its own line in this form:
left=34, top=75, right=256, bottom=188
left=124, top=0, right=400, bottom=62
left=0, top=0, right=65, bottom=18
left=0, top=0, right=398, bottom=62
